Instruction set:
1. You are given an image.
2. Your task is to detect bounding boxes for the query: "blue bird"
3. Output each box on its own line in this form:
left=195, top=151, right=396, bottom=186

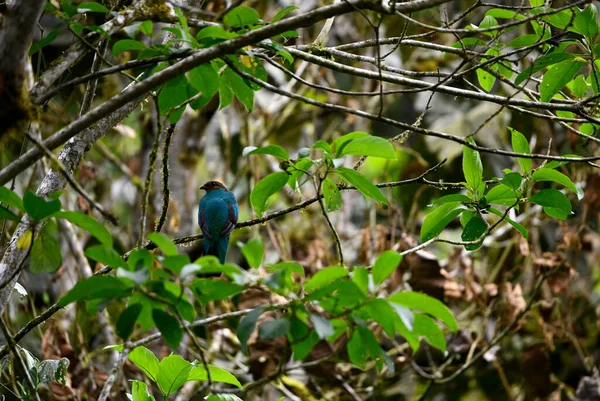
left=198, top=181, right=239, bottom=264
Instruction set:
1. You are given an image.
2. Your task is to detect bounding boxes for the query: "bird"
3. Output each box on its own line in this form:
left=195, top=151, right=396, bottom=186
left=198, top=181, right=239, bottom=264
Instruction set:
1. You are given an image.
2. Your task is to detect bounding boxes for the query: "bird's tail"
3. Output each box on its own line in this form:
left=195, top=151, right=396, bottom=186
left=204, top=236, right=230, bottom=264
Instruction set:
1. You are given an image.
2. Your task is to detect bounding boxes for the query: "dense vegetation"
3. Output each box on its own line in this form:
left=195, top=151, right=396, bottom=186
left=1, top=0, right=599, bottom=400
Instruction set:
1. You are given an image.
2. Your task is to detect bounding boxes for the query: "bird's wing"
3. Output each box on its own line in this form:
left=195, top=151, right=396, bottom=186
left=218, top=202, right=238, bottom=237
left=198, top=208, right=214, bottom=241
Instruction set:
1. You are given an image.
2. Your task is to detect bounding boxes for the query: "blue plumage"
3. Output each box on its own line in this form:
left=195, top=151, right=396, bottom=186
left=198, top=181, right=238, bottom=263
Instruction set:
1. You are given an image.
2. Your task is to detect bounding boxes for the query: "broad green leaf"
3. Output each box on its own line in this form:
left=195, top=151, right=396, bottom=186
left=485, top=8, right=523, bottom=19
left=139, top=20, right=153, bottom=36
left=152, top=309, right=182, bottom=350
left=112, top=39, right=147, bottom=56
left=59, top=276, right=132, bottom=306
left=205, top=395, right=243, bottom=401
left=223, top=66, right=254, bottom=111
left=488, top=207, right=528, bottom=238
left=413, top=313, right=446, bottom=352
left=158, top=74, right=189, bottom=123
left=84, top=244, right=127, bottom=268
left=191, top=279, right=244, bottom=303
left=573, top=4, right=599, bottom=38
left=515, top=52, right=574, bottom=85
left=339, top=136, right=395, bottom=159
left=258, top=318, right=290, bottom=340
left=431, top=194, right=471, bottom=206
left=530, top=189, right=572, bottom=219
left=0, top=186, right=24, bottom=212
left=148, top=232, right=178, bottom=256
left=187, top=365, right=241, bottom=387
left=460, top=215, right=487, bottom=251
left=131, top=380, right=155, bottom=401
left=540, top=59, right=585, bottom=102
left=571, top=74, right=590, bottom=97
left=333, top=132, right=369, bottom=156
left=272, top=6, right=299, bottom=23
left=312, top=140, right=332, bottom=154
left=501, top=172, right=522, bottom=191
left=486, top=183, right=517, bottom=206
left=224, top=6, right=260, bottom=28
left=322, top=178, right=342, bottom=212
left=510, top=128, right=532, bottom=173
left=337, top=167, right=387, bottom=205
left=240, top=237, right=264, bottom=268
left=507, top=34, right=540, bottom=47
left=0, top=207, right=19, bottom=222
left=30, top=230, right=62, bottom=273
left=29, top=29, right=60, bottom=56
left=463, top=140, right=483, bottom=194
left=420, top=202, right=464, bottom=242
left=23, top=191, right=61, bottom=221
left=237, top=307, right=263, bottom=355
left=531, top=168, right=578, bottom=195
left=347, top=327, right=382, bottom=370
left=304, top=266, right=348, bottom=292
left=245, top=145, right=290, bottom=160
left=189, top=63, right=219, bottom=99
left=77, top=2, right=110, bottom=13
left=352, top=267, right=369, bottom=294
left=116, top=303, right=143, bottom=340
left=156, top=355, right=192, bottom=396
left=197, top=26, right=238, bottom=40
left=250, top=171, right=289, bottom=216
left=372, top=250, right=403, bottom=285
left=290, top=316, right=320, bottom=360
left=477, top=65, right=496, bottom=92
left=388, top=291, right=457, bottom=331
left=543, top=9, right=575, bottom=30
left=52, top=211, right=112, bottom=247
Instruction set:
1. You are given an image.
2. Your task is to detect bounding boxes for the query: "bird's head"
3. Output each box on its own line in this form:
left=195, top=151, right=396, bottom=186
left=200, top=181, right=228, bottom=192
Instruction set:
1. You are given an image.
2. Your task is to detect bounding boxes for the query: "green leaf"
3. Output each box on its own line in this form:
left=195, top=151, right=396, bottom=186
left=372, top=250, right=403, bottom=285
left=530, top=189, right=572, bottom=219
left=158, top=74, right=189, bottom=123
left=485, top=184, right=517, bottom=206
left=245, top=145, right=289, bottom=160
left=0, top=187, right=24, bottom=212
left=488, top=207, right=528, bottom=238
left=30, top=230, right=62, bottom=273
left=52, top=211, right=112, bottom=247
left=152, top=309, right=182, bottom=350
left=112, top=39, right=147, bottom=56
left=509, top=127, right=532, bottom=173
left=139, top=20, right=153, bottom=36
left=258, top=318, right=290, bottom=340
left=59, top=276, right=131, bottom=306
left=205, top=395, right=243, bottom=401
left=240, top=237, right=264, bottom=268
left=312, top=140, right=332, bottom=154
left=250, top=172, right=289, bottom=216
left=84, top=245, right=127, bottom=268
left=337, top=167, right=387, bottom=205
left=309, top=314, right=334, bottom=339
left=515, top=52, right=574, bottom=85
left=420, top=202, right=464, bottom=242
left=431, top=194, right=471, bottom=206
left=23, top=191, right=61, bottom=221
left=460, top=215, right=487, bottom=251
left=540, top=59, right=585, bottom=103
left=304, top=266, right=348, bottom=292
left=332, top=132, right=369, bottom=155
left=237, top=307, right=263, bottom=355
left=223, top=67, right=254, bottom=111
left=187, top=365, right=241, bottom=387
left=531, top=168, right=578, bottom=194
left=127, top=346, right=159, bottom=382
left=338, top=136, right=396, bottom=159
left=322, top=178, right=342, bottom=212
left=347, top=327, right=382, bottom=370
left=148, top=232, right=178, bottom=256
left=574, top=4, right=599, bottom=38
left=191, top=279, right=244, bottom=303
left=507, top=34, right=540, bottom=47
left=477, top=65, right=496, bottom=92
left=543, top=9, right=575, bottom=30
left=156, top=355, right=192, bottom=396
left=29, top=29, right=60, bottom=56
left=501, top=172, right=522, bottom=191
left=189, top=63, right=219, bottom=99
left=77, top=2, right=110, bottom=13
left=116, top=303, right=143, bottom=340
left=272, top=5, right=299, bottom=23
left=413, top=313, right=446, bottom=352
left=352, top=267, right=369, bottom=294
left=388, top=291, right=457, bottom=331
left=0, top=207, right=19, bottom=222
left=224, top=6, right=260, bottom=28
left=131, top=380, right=155, bottom=401
left=463, top=139, right=483, bottom=194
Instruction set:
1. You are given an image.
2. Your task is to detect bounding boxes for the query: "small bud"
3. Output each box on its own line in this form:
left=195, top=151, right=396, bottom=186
left=298, top=147, right=311, bottom=158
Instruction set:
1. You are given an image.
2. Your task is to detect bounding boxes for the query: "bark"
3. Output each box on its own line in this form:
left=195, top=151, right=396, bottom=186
left=0, top=0, right=46, bottom=137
